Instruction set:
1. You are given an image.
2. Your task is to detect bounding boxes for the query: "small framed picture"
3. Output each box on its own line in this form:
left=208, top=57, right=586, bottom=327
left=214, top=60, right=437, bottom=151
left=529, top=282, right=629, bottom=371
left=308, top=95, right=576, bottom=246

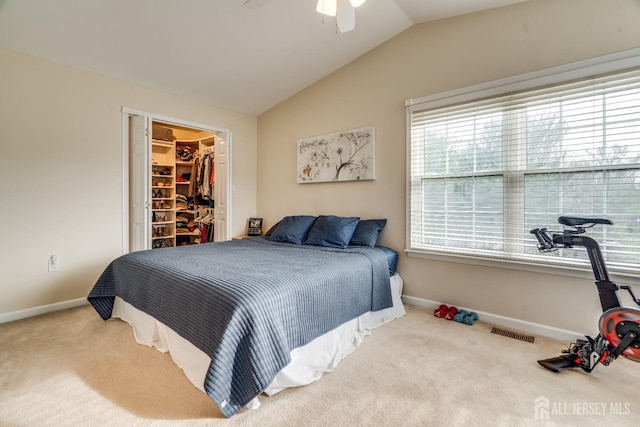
left=248, top=218, right=263, bottom=236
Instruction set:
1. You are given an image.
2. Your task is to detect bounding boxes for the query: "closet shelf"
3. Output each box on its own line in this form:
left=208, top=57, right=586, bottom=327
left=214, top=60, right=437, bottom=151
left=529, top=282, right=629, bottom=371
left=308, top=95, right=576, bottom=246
left=152, top=140, right=174, bottom=148
left=176, top=231, right=199, bottom=236
left=152, top=221, right=174, bottom=225
left=175, top=138, right=205, bottom=143
left=152, top=235, right=175, bottom=240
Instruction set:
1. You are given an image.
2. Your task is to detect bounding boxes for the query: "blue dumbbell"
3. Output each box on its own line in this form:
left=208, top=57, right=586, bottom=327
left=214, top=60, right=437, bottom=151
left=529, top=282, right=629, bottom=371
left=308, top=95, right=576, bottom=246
left=463, top=311, right=479, bottom=325
left=453, top=309, right=468, bottom=323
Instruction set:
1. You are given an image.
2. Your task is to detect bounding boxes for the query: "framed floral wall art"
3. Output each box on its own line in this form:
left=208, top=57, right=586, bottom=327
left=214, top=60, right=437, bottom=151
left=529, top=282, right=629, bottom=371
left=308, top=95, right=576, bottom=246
left=297, top=126, right=375, bottom=183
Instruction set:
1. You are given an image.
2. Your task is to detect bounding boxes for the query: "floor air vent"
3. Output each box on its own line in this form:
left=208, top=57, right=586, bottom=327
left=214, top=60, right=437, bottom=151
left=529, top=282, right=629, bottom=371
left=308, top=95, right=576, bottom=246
left=491, top=327, right=535, bottom=343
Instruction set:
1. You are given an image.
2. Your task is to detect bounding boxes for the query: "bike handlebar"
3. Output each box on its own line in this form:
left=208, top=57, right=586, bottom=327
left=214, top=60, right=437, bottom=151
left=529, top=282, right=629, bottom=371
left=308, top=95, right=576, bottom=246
left=530, top=228, right=555, bottom=251
left=530, top=216, right=613, bottom=253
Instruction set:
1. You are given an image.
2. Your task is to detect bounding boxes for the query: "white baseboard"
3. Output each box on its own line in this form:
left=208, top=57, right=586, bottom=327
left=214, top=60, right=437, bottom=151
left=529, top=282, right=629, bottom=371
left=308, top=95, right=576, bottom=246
left=0, top=298, right=89, bottom=324
left=402, top=295, right=585, bottom=342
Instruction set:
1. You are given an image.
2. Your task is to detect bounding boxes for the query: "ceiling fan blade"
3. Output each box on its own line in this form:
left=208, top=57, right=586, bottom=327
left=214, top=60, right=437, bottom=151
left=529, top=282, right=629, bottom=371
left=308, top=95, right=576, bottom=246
left=316, top=0, right=337, bottom=16
left=337, top=0, right=355, bottom=33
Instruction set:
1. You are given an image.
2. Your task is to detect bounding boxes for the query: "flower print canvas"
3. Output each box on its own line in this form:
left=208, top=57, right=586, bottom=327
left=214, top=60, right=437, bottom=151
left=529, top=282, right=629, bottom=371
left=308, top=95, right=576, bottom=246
left=297, top=126, right=375, bottom=183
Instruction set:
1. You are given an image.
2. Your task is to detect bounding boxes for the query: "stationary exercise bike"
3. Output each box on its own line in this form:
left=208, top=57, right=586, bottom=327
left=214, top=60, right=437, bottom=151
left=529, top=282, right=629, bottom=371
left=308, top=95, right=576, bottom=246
left=530, top=216, right=640, bottom=373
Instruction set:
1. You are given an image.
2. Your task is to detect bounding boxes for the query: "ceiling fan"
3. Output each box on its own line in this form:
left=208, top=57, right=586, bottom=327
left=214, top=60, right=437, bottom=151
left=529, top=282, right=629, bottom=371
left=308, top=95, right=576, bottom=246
left=242, top=0, right=368, bottom=33
left=316, top=0, right=368, bottom=33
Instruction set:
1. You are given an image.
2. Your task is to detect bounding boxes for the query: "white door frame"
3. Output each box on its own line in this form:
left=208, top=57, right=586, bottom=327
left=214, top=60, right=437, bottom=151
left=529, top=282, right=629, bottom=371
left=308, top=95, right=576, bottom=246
left=121, top=106, right=232, bottom=253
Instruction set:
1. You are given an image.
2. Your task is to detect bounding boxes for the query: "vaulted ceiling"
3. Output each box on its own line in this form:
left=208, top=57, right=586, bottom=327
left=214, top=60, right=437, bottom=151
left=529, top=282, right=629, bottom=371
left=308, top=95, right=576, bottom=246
left=0, top=0, right=529, bottom=115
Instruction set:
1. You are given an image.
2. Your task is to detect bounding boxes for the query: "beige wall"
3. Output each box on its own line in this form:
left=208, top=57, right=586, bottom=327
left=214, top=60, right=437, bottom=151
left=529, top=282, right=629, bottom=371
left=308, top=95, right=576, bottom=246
left=0, top=47, right=257, bottom=315
left=257, top=0, right=640, bottom=333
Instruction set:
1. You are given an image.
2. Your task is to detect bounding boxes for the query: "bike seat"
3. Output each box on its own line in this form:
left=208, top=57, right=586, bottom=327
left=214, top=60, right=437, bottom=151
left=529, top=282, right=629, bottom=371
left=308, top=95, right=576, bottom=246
left=558, top=216, right=613, bottom=227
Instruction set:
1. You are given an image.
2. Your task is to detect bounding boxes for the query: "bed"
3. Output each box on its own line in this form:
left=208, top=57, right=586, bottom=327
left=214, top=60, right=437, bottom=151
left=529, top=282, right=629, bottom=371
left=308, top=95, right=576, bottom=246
left=88, top=216, right=404, bottom=417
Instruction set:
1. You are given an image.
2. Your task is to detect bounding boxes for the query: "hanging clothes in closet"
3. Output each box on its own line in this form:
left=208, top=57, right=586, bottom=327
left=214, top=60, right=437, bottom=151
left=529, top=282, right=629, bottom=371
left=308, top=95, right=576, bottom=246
left=189, top=150, right=215, bottom=205
left=196, top=208, right=215, bottom=243
left=189, top=147, right=215, bottom=243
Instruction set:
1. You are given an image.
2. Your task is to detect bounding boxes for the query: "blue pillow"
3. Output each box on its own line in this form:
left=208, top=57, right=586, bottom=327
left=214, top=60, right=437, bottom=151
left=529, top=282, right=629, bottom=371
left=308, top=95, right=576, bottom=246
left=268, top=216, right=317, bottom=244
left=304, top=215, right=360, bottom=248
left=264, top=220, right=281, bottom=237
left=350, top=219, right=387, bottom=247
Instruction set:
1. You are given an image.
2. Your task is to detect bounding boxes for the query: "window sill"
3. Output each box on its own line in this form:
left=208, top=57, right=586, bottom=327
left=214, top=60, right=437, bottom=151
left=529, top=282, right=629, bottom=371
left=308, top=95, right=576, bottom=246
left=405, top=249, right=640, bottom=287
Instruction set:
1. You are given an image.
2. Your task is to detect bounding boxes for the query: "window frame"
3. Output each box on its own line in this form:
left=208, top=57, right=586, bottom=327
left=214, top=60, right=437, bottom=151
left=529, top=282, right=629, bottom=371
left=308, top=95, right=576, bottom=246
left=405, top=48, right=640, bottom=285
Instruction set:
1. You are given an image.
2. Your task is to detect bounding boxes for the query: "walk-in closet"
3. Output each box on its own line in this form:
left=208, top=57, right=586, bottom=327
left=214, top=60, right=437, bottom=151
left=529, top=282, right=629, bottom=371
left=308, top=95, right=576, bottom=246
left=126, top=111, right=230, bottom=253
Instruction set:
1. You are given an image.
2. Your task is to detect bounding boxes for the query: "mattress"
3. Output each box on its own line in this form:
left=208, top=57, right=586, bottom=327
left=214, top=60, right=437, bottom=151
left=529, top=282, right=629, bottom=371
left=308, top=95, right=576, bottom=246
left=376, top=245, right=398, bottom=276
left=111, top=273, right=405, bottom=412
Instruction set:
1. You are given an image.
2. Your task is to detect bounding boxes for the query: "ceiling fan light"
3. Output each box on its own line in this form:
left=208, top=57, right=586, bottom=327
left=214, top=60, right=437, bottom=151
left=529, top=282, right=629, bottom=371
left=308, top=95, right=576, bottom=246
left=337, top=0, right=355, bottom=32
left=349, top=0, right=367, bottom=7
left=316, top=0, right=337, bottom=16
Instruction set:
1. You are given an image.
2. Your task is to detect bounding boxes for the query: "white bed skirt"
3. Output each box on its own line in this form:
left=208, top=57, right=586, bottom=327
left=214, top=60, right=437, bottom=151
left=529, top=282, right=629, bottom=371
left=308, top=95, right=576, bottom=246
left=112, top=273, right=405, bottom=411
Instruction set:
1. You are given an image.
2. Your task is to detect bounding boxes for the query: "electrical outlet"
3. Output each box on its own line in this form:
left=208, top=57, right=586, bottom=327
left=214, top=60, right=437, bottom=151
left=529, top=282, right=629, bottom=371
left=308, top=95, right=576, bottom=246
left=48, top=255, right=60, bottom=272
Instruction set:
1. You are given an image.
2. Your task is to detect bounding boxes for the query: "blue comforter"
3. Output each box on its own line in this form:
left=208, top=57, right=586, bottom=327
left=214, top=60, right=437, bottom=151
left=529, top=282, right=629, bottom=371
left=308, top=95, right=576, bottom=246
left=88, top=237, right=392, bottom=417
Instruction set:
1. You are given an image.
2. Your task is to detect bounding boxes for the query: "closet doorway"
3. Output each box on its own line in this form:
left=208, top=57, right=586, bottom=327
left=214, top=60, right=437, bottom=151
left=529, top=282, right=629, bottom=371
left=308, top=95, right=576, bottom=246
left=122, top=108, right=231, bottom=253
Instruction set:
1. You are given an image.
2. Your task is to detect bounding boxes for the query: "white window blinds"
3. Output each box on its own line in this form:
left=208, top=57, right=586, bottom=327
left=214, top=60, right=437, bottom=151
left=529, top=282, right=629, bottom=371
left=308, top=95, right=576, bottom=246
left=407, top=66, right=640, bottom=275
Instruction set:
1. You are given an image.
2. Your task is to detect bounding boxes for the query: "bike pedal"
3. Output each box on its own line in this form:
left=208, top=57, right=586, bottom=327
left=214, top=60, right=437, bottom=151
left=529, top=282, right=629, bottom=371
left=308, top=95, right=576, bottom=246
left=538, top=355, right=580, bottom=373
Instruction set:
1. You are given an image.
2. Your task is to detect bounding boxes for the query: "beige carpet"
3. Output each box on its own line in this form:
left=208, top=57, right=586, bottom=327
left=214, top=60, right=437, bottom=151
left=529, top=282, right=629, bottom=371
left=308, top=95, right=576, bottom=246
left=1, top=304, right=639, bottom=426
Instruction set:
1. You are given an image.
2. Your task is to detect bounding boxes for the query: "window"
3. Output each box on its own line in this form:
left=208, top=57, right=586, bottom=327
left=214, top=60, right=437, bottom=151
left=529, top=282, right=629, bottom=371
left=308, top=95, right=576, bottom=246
left=407, top=53, right=640, bottom=277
